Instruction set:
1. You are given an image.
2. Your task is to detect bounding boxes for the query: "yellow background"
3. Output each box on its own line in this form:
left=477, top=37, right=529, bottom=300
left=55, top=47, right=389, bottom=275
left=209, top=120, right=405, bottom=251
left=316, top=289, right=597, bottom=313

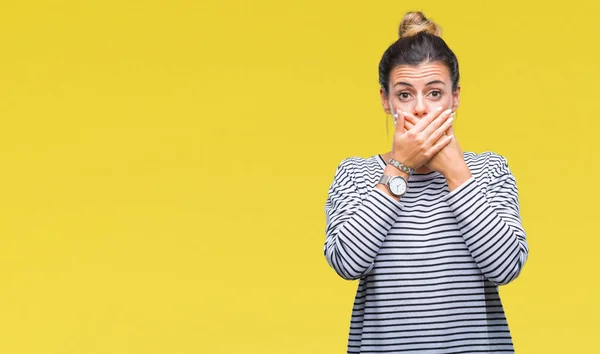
left=0, top=0, right=598, bottom=353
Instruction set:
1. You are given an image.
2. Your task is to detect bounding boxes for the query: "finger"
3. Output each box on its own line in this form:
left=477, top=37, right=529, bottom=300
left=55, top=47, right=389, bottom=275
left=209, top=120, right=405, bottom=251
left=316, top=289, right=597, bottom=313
left=404, top=120, right=415, bottom=130
left=412, top=106, right=444, bottom=133
left=422, top=108, right=453, bottom=137
left=402, top=112, right=418, bottom=126
left=425, top=112, right=454, bottom=146
left=429, top=134, right=454, bottom=155
left=447, top=122, right=455, bottom=136
left=394, top=109, right=405, bottom=134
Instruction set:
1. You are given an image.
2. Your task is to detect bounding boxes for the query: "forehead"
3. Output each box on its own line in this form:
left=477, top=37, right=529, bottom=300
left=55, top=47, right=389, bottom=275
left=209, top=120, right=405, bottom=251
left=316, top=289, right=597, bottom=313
left=390, top=62, right=450, bottom=84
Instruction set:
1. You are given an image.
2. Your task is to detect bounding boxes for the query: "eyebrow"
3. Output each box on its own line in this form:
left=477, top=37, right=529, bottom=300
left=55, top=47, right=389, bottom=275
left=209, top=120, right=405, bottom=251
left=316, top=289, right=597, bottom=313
left=394, top=80, right=446, bottom=87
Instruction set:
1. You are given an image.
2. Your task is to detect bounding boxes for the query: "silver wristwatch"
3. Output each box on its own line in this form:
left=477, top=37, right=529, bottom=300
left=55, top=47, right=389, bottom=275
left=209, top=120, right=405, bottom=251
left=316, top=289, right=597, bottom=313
left=378, top=174, right=408, bottom=197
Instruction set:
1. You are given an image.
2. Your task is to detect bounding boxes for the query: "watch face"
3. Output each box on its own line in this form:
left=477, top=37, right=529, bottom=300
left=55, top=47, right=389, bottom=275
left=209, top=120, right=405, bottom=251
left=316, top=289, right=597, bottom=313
left=389, top=176, right=407, bottom=196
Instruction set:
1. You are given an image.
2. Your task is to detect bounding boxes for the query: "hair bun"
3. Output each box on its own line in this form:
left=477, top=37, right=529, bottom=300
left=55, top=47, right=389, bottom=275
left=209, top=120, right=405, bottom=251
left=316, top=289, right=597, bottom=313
left=398, top=11, right=441, bottom=39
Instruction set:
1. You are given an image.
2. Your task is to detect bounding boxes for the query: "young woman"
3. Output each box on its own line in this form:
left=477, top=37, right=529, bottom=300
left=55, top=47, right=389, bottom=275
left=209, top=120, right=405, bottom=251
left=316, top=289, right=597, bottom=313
left=323, top=11, right=529, bottom=353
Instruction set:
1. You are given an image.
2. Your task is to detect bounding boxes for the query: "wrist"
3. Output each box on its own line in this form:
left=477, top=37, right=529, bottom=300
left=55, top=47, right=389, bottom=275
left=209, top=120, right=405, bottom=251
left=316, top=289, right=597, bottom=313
left=443, top=162, right=472, bottom=192
left=388, top=155, right=415, bottom=175
left=375, top=184, right=401, bottom=201
left=384, top=164, right=410, bottom=180
left=378, top=170, right=409, bottom=201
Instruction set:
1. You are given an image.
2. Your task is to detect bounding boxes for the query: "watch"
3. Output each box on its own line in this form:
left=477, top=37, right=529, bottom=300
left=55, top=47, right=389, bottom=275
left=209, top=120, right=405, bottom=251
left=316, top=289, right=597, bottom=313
left=378, top=174, right=408, bottom=197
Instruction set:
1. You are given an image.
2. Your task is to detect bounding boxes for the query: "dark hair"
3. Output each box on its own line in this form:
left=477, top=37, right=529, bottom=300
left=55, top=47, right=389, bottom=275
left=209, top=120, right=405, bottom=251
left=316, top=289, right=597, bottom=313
left=379, top=12, right=460, bottom=95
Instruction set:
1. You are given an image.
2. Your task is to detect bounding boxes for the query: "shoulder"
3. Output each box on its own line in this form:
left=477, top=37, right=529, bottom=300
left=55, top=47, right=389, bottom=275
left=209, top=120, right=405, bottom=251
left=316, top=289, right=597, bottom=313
left=329, top=155, right=382, bottom=196
left=464, top=151, right=515, bottom=194
left=464, top=150, right=511, bottom=177
left=333, top=154, right=382, bottom=175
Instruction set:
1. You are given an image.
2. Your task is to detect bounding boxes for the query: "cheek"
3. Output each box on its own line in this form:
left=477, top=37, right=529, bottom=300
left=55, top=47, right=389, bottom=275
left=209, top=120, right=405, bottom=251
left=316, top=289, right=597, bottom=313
left=432, top=96, right=453, bottom=110
left=389, top=97, right=411, bottom=111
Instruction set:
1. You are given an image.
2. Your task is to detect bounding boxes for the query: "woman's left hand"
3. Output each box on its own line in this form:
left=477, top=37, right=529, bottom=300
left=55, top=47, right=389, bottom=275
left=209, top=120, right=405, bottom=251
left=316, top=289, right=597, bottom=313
left=401, top=110, right=466, bottom=177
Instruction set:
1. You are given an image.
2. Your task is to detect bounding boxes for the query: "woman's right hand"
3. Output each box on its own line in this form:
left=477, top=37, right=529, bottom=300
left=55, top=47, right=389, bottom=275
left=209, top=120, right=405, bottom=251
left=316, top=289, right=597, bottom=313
left=391, top=106, right=454, bottom=170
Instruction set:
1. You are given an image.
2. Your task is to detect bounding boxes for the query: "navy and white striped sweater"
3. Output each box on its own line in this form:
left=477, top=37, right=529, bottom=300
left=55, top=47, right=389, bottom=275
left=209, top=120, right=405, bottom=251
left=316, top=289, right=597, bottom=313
left=323, top=151, right=529, bottom=353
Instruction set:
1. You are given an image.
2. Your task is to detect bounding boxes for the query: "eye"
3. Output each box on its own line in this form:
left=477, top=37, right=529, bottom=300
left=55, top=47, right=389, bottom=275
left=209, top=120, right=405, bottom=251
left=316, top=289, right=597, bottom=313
left=429, top=90, right=442, bottom=99
left=397, top=92, right=411, bottom=101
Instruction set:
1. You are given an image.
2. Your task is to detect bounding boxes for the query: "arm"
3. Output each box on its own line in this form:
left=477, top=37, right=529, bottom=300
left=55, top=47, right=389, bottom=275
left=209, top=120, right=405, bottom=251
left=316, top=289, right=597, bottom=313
left=323, top=158, right=403, bottom=280
left=443, top=154, right=529, bottom=285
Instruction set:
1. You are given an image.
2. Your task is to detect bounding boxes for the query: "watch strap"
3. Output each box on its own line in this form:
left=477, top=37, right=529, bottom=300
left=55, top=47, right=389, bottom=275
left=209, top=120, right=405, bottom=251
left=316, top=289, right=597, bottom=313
left=378, top=174, right=407, bottom=184
left=378, top=174, right=392, bottom=185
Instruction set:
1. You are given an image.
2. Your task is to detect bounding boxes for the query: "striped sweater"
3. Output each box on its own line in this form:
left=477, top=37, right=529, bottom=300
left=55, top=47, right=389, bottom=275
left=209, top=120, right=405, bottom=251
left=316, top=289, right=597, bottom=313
left=323, top=152, right=529, bottom=353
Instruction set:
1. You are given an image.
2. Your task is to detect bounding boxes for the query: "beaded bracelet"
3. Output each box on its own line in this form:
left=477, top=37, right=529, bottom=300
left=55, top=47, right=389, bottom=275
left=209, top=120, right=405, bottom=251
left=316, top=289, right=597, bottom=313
left=388, top=157, right=414, bottom=175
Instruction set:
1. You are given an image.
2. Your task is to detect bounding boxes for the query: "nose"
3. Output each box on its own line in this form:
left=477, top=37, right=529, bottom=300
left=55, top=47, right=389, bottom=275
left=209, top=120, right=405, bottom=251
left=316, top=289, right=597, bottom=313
left=413, top=98, right=428, bottom=118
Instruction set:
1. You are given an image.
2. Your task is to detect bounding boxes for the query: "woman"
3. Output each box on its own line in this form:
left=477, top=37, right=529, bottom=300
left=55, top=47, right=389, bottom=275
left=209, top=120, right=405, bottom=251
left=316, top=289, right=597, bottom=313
left=323, top=11, right=529, bottom=353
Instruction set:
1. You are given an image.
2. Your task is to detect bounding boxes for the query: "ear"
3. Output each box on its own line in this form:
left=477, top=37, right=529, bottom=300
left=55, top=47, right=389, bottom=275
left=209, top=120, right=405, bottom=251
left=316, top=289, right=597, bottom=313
left=380, top=87, right=391, bottom=114
left=451, top=85, right=461, bottom=112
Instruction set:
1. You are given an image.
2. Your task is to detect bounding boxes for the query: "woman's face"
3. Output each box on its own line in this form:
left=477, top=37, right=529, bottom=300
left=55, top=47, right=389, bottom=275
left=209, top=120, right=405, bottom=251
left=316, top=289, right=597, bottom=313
left=380, top=62, right=460, bottom=119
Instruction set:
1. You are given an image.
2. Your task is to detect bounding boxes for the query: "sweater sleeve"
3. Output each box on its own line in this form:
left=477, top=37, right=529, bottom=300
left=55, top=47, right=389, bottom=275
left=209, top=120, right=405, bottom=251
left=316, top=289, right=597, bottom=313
left=323, top=158, right=403, bottom=280
left=442, top=154, right=529, bottom=285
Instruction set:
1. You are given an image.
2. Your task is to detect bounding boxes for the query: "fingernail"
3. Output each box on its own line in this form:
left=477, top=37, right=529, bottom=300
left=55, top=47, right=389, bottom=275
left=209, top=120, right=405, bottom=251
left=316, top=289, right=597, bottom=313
left=437, top=106, right=443, bottom=111
left=393, top=113, right=398, bottom=118
left=448, top=117, right=454, bottom=124
left=444, top=108, right=452, bottom=115
left=450, top=113, right=455, bottom=119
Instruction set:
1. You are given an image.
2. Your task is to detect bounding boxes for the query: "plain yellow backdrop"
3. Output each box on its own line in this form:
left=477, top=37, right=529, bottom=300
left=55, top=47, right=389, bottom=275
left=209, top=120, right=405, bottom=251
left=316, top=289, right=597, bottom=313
left=0, top=0, right=598, bottom=353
